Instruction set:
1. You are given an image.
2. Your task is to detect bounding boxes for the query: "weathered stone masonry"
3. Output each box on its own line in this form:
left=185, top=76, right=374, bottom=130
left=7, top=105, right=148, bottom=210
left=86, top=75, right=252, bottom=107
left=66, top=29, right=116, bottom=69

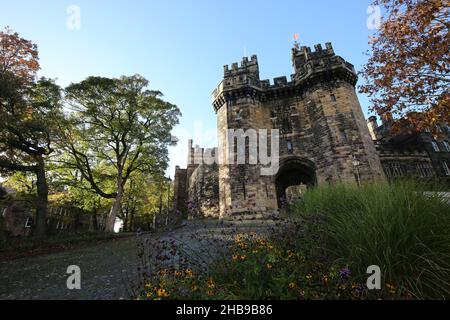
left=174, top=43, right=386, bottom=219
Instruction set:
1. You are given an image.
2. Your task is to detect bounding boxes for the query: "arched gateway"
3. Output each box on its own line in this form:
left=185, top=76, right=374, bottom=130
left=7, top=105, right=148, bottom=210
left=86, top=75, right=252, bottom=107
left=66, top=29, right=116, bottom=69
left=275, top=157, right=316, bottom=208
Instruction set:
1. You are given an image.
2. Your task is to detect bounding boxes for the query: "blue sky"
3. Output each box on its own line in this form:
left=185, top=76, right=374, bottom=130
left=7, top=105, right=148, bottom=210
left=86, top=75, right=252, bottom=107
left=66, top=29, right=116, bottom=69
left=0, top=0, right=378, bottom=174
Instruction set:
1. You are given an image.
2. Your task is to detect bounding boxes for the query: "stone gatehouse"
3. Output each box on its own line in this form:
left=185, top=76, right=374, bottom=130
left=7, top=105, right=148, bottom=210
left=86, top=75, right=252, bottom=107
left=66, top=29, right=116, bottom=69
left=174, top=43, right=388, bottom=219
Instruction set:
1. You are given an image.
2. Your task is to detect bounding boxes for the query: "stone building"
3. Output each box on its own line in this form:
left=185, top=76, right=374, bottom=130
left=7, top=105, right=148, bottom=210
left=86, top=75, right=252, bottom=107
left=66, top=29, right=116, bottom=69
left=173, top=42, right=450, bottom=219
left=174, top=43, right=387, bottom=219
left=368, top=117, right=450, bottom=183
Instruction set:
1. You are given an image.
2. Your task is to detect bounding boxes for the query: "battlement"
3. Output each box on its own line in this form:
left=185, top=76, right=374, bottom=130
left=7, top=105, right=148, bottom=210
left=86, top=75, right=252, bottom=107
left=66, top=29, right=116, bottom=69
left=292, top=42, right=335, bottom=65
left=212, top=42, right=358, bottom=111
left=187, top=139, right=217, bottom=166
left=259, top=75, right=296, bottom=89
left=292, top=42, right=355, bottom=80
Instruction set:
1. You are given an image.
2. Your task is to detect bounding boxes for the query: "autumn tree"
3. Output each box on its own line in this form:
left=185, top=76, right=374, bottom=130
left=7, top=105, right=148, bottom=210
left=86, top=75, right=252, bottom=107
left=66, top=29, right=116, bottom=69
left=0, top=28, right=62, bottom=238
left=360, top=0, right=449, bottom=131
left=62, top=75, right=180, bottom=232
left=0, top=27, right=39, bottom=84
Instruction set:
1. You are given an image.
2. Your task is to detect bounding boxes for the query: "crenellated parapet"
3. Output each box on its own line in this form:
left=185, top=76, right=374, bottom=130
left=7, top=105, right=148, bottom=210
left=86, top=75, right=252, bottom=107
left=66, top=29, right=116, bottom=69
left=223, top=54, right=259, bottom=78
left=291, top=42, right=356, bottom=83
left=212, top=42, right=358, bottom=112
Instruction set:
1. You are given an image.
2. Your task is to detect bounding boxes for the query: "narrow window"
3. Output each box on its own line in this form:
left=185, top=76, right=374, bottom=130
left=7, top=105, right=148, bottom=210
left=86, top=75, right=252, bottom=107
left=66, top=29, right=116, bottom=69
left=383, top=164, right=391, bottom=178
left=385, top=162, right=404, bottom=178
left=330, top=94, right=337, bottom=102
left=442, top=161, right=450, bottom=176
left=417, top=163, right=433, bottom=178
left=287, top=140, right=293, bottom=154
left=443, top=140, right=450, bottom=152
left=431, top=141, right=440, bottom=152
left=340, top=130, right=348, bottom=143
left=235, top=109, right=241, bottom=121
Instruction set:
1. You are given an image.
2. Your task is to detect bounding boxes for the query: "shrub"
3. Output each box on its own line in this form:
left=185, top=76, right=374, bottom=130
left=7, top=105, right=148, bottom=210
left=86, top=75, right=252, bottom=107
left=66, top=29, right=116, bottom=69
left=134, top=181, right=449, bottom=300
left=291, top=181, right=450, bottom=299
left=135, top=228, right=376, bottom=300
left=208, top=232, right=369, bottom=300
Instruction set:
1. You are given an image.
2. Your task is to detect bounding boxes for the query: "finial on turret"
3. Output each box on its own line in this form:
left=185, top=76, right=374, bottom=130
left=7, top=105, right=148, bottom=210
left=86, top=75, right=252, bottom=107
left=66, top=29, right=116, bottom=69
left=293, top=33, right=300, bottom=50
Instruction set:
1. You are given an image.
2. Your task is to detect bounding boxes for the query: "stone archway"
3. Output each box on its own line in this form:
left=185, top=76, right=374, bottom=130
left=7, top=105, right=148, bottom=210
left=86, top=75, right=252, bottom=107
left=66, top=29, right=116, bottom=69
left=275, top=157, right=316, bottom=208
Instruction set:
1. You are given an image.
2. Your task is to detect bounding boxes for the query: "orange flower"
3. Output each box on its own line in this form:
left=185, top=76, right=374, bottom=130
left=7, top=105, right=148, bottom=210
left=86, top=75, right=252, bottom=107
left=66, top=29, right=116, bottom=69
left=157, top=288, right=169, bottom=298
left=185, top=268, right=193, bottom=277
left=207, top=278, right=216, bottom=289
left=386, top=283, right=396, bottom=295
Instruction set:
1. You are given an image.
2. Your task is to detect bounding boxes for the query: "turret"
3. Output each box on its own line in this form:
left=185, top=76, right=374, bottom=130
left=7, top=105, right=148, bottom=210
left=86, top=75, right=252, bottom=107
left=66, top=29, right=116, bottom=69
left=291, top=42, right=356, bottom=84
left=367, top=116, right=379, bottom=140
left=223, top=54, right=259, bottom=82
left=213, top=43, right=358, bottom=113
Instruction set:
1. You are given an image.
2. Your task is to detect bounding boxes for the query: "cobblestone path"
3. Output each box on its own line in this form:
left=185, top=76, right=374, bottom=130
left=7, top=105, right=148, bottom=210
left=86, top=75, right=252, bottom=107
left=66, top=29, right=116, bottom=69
left=0, top=220, right=273, bottom=300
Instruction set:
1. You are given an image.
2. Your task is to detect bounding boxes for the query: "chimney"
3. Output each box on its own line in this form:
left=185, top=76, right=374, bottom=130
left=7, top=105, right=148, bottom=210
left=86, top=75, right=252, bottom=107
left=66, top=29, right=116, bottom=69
left=380, top=111, right=393, bottom=126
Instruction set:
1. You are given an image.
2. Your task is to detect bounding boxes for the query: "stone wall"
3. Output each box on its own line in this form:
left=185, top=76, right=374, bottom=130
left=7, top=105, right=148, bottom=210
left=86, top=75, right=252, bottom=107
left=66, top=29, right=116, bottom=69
left=187, top=163, right=220, bottom=218
left=173, top=166, right=188, bottom=217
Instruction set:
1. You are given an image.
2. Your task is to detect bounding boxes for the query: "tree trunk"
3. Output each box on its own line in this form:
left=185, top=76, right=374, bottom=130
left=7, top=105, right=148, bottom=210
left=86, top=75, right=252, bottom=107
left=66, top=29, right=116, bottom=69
left=105, top=186, right=123, bottom=233
left=128, top=207, right=135, bottom=232
left=35, top=157, right=48, bottom=239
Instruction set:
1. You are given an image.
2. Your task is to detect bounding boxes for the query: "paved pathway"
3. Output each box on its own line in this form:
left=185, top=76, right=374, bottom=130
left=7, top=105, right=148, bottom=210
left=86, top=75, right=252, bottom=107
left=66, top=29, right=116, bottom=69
left=0, top=219, right=273, bottom=300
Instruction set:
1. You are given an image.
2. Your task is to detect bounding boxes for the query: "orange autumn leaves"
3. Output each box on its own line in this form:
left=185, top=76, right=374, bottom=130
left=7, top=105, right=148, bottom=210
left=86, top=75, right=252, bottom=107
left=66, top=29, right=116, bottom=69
left=0, top=27, right=40, bottom=85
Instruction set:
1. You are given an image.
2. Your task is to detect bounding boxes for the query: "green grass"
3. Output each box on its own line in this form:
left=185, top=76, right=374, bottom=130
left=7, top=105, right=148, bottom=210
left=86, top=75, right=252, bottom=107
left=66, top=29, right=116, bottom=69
left=291, top=181, right=450, bottom=299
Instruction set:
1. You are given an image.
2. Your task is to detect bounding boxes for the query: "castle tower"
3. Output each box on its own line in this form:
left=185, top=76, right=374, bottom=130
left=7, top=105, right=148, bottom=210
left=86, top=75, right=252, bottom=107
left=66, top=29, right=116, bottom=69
left=212, top=43, right=385, bottom=219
